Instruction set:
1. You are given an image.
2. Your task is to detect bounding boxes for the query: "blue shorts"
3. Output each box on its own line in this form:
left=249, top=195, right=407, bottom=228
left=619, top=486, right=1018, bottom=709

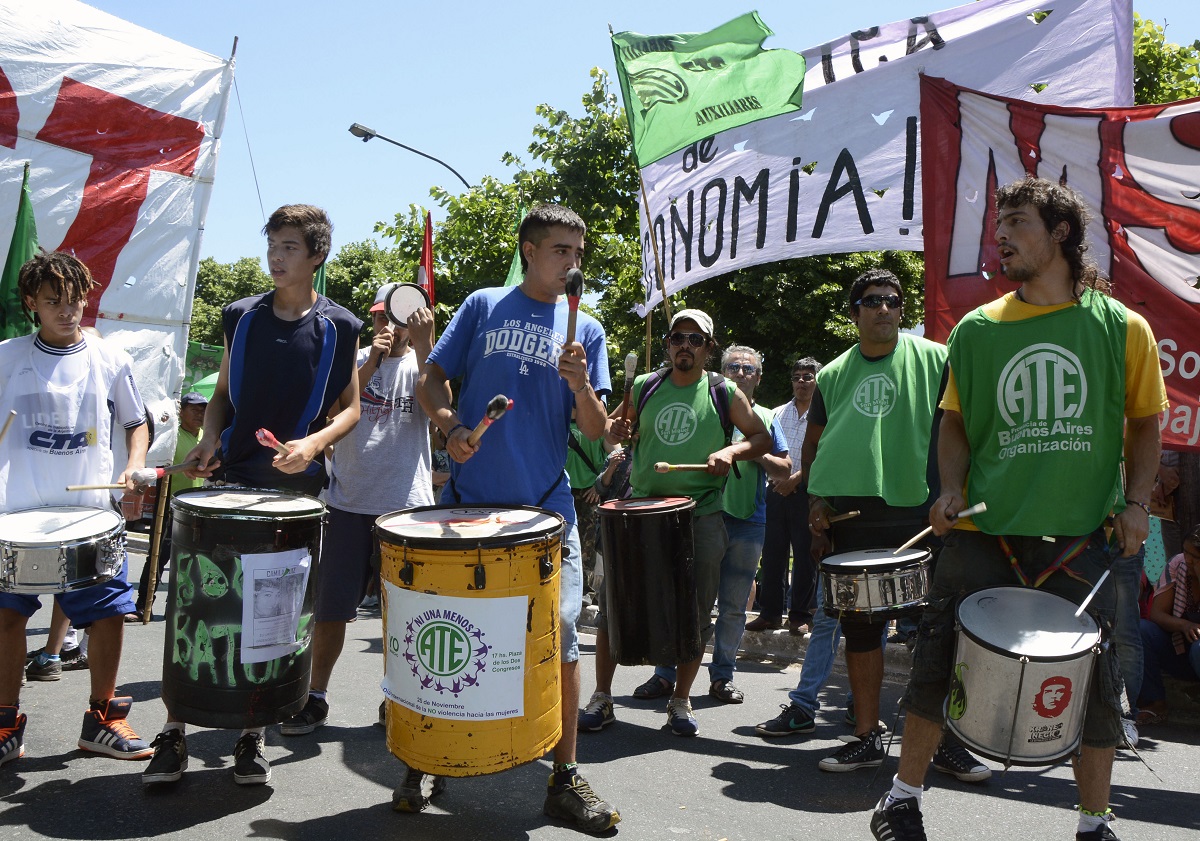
left=314, top=506, right=378, bottom=622
left=0, top=553, right=135, bottom=627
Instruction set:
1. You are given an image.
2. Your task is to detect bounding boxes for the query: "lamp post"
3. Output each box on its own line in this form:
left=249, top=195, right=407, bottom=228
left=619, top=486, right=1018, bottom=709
left=348, top=123, right=471, bottom=190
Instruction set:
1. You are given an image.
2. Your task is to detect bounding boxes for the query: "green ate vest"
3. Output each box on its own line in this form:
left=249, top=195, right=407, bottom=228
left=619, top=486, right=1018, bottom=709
left=566, top=423, right=606, bottom=489
left=949, top=289, right=1127, bottom=536
left=631, top=372, right=735, bottom=517
left=722, top=402, right=775, bottom=521
left=808, top=334, right=947, bottom=507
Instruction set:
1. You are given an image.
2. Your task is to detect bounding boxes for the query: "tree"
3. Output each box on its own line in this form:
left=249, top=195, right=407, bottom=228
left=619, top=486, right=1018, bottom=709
left=189, top=256, right=270, bottom=345
left=1134, top=13, right=1200, bottom=105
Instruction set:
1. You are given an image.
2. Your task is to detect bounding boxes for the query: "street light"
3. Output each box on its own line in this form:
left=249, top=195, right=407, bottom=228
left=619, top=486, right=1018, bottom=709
left=348, top=123, right=471, bottom=190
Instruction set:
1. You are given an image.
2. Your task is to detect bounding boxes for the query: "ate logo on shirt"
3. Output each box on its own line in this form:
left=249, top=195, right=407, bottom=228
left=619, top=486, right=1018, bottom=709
left=653, top=402, right=698, bottom=445
left=852, top=373, right=897, bottom=418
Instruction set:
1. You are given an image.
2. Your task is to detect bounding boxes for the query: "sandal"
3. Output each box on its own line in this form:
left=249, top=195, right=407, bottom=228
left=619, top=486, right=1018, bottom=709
left=709, top=679, right=744, bottom=704
left=632, top=675, right=674, bottom=700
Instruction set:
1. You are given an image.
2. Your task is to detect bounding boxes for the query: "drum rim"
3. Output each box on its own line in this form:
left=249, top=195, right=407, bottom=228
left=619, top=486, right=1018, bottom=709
left=956, top=585, right=1100, bottom=661
left=375, top=503, right=564, bottom=548
left=0, top=506, right=124, bottom=543
left=170, top=486, right=326, bottom=520
left=598, top=496, right=696, bottom=514
left=820, top=546, right=930, bottom=572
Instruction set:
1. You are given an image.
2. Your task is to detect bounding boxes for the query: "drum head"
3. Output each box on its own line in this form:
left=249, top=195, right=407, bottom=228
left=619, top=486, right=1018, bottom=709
left=822, top=547, right=928, bottom=571
left=957, top=586, right=1099, bottom=658
left=171, top=488, right=325, bottom=519
left=598, top=497, right=695, bottom=514
left=377, top=504, right=563, bottom=548
left=385, top=283, right=430, bottom=327
left=0, top=506, right=122, bottom=542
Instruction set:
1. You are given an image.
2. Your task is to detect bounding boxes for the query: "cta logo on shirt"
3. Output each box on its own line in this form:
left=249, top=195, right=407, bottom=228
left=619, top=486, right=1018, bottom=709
left=852, top=374, right=897, bottom=418
left=654, top=402, right=698, bottom=445
left=995, top=343, right=1093, bottom=458
left=30, top=426, right=96, bottom=454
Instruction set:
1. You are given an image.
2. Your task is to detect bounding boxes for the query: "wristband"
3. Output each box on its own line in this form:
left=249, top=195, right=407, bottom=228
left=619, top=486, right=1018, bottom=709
left=447, top=422, right=468, bottom=437
left=1124, top=498, right=1151, bottom=515
left=572, top=381, right=589, bottom=394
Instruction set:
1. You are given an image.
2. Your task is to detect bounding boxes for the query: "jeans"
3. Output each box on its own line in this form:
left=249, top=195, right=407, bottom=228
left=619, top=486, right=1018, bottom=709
left=759, top=488, right=815, bottom=623
left=1112, top=546, right=1146, bottom=713
left=785, top=585, right=889, bottom=712
left=647, top=515, right=764, bottom=685
left=1138, top=618, right=1200, bottom=704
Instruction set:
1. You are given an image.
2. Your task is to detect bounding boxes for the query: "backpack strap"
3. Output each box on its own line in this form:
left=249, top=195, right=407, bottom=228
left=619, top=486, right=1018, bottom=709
left=567, top=431, right=599, bottom=476
left=707, top=371, right=741, bottom=480
left=631, top=367, right=671, bottom=437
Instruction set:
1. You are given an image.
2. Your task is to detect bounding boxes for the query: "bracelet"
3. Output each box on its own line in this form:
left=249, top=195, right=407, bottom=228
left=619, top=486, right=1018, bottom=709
left=572, top=381, right=589, bottom=394
left=1125, top=498, right=1151, bottom=515
left=447, top=422, right=468, bottom=437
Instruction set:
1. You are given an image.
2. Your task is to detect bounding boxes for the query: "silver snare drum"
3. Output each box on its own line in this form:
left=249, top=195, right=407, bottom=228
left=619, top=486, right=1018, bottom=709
left=820, top=547, right=930, bottom=620
left=0, top=507, right=126, bottom=593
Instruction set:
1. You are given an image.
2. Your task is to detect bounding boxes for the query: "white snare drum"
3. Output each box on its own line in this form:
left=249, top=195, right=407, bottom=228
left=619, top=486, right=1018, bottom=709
left=0, top=507, right=125, bottom=593
left=820, top=547, right=930, bottom=620
left=947, top=586, right=1100, bottom=767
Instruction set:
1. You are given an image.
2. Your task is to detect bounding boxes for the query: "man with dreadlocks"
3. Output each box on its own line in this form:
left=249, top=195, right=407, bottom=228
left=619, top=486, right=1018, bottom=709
left=0, top=251, right=153, bottom=769
left=870, top=177, right=1167, bottom=841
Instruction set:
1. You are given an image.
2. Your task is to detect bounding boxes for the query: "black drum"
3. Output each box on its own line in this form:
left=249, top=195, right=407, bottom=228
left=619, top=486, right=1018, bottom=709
left=161, top=488, right=325, bottom=729
left=598, top=496, right=699, bottom=667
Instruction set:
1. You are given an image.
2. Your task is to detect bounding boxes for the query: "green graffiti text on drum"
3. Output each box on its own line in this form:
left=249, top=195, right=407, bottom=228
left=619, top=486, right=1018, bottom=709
left=197, top=554, right=229, bottom=598
left=947, top=661, right=968, bottom=720
left=170, top=613, right=304, bottom=687
left=417, top=621, right=472, bottom=677
left=852, top=373, right=898, bottom=418
left=653, top=402, right=699, bottom=445
left=175, top=553, right=196, bottom=605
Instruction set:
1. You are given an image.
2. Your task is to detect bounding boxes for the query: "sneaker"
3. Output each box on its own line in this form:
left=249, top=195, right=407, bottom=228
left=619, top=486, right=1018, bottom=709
left=78, top=697, right=152, bottom=759
left=665, top=698, right=698, bottom=736
left=870, top=793, right=927, bottom=841
left=931, top=740, right=991, bottom=782
left=1120, top=717, right=1139, bottom=750
left=543, top=772, right=621, bottom=834
left=1076, top=819, right=1120, bottom=840
left=280, top=694, right=329, bottom=736
left=25, top=655, right=62, bottom=682
left=578, top=692, right=616, bottom=732
left=392, top=765, right=446, bottom=812
left=142, top=729, right=188, bottom=784
left=755, top=702, right=816, bottom=737
left=818, top=728, right=884, bottom=772
left=61, top=652, right=89, bottom=672
left=232, top=732, right=271, bottom=785
left=0, top=706, right=26, bottom=768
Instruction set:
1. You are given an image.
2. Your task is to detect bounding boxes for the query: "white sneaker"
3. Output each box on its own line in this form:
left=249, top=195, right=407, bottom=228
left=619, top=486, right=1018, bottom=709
left=1120, top=717, right=1139, bottom=750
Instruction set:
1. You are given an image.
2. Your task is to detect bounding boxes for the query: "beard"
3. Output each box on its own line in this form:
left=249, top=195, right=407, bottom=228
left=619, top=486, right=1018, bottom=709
left=674, top=353, right=695, bottom=371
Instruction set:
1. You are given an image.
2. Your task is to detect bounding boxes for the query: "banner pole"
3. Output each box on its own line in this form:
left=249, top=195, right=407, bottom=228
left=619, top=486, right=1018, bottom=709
left=639, top=171, right=673, bottom=323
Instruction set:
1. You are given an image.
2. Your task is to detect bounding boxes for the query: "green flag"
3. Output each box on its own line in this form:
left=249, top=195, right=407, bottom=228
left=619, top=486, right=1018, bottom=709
left=0, top=162, right=38, bottom=340
left=313, top=262, right=327, bottom=296
left=612, top=12, right=805, bottom=167
left=503, top=204, right=527, bottom=287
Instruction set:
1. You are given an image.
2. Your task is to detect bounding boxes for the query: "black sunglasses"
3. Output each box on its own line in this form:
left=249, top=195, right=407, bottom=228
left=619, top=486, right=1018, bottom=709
left=855, top=294, right=902, bottom=309
left=668, top=332, right=707, bottom=348
left=791, top=373, right=816, bottom=382
left=723, top=363, right=758, bottom=376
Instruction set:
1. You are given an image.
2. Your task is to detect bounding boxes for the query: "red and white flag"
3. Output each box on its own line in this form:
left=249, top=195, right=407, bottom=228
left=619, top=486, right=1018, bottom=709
left=417, top=211, right=435, bottom=307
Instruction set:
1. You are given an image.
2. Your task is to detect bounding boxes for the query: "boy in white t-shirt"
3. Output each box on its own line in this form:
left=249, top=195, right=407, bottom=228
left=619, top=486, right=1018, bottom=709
left=0, top=251, right=153, bottom=769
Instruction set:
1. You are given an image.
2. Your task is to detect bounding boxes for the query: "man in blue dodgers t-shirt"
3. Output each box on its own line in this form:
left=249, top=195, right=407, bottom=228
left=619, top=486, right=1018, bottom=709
left=143, top=204, right=362, bottom=788
left=416, top=204, right=619, bottom=834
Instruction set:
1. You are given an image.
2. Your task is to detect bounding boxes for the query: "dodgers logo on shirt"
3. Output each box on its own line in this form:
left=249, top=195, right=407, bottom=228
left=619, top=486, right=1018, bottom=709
left=852, top=373, right=897, bottom=418
left=995, top=344, right=1093, bottom=458
left=654, top=402, right=698, bottom=445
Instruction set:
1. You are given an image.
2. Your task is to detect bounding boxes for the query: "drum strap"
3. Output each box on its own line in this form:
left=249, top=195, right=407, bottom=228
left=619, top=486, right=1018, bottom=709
left=445, top=470, right=564, bottom=509
left=998, top=535, right=1091, bottom=588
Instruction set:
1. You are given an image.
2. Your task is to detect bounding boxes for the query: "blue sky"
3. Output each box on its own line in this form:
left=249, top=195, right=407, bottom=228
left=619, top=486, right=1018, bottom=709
left=87, top=0, right=1200, bottom=266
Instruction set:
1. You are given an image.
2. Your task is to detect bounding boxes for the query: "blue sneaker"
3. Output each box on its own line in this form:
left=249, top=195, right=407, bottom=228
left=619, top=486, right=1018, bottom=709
left=666, top=698, right=698, bottom=736
left=78, top=697, right=152, bottom=760
left=0, top=706, right=26, bottom=768
left=577, top=692, right=616, bottom=731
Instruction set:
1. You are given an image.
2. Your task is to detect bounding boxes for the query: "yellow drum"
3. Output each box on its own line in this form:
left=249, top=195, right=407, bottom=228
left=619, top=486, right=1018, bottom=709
left=376, top=504, right=563, bottom=777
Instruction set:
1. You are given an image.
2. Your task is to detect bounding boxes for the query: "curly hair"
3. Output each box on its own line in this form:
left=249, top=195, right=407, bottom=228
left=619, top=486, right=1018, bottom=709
left=18, top=250, right=98, bottom=323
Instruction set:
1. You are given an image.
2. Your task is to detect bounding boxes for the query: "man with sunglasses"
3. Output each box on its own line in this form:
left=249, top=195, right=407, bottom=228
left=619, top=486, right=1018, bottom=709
left=594, top=311, right=771, bottom=736
left=747, top=357, right=822, bottom=635
left=795, top=269, right=987, bottom=782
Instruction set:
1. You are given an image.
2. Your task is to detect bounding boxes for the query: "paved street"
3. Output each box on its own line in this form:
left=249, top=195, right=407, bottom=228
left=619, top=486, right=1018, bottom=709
left=3, top=542, right=1199, bottom=841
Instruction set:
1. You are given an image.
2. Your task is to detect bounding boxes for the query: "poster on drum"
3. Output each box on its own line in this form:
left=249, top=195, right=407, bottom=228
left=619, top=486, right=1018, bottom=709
left=381, top=583, right=527, bottom=720
left=240, top=548, right=311, bottom=664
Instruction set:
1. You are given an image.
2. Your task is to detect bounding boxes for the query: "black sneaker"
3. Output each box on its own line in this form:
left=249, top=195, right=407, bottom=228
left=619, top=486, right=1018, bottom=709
left=931, top=739, right=991, bottom=782
left=25, top=656, right=62, bottom=682
left=61, top=652, right=89, bottom=672
left=818, top=728, right=885, bottom=772
left=280, top=694, right=329, bottom=736
left=1076, top=820, right=1120, bottom=840
left=870, top=793, right=927, bottom=841
left=78, top=697, right=152, bottom=759
left=232, top=732, right=271, bottom=785
left=392, top=765, right=446, bottom=812
left=142, top=729, right=188, bottom=784
left=755, top=702, right=815, bottom=737
left=543, top=772, right=620, bottom=834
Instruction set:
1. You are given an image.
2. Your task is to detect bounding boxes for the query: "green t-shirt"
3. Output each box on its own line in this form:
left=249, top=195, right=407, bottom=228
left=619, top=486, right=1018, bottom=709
left=565, top=423, right=607, bottom=489
left=722, top=402, right=777, bottom=522
left=808, top=334, right=947, bottom=507
left=630, top=372, right=735, bottom=517
left=170, top=426, right=204, bottom=496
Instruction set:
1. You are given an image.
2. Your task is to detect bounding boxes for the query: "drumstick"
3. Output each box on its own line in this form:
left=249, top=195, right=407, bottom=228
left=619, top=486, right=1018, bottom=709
left=255, top=427, right=292, bottom=456
left=564, top=268, right=583, bottom=345
left=466, top=395, right=512, bottom=447
left=66, top=483, right=127, bottom=491
left=829, top=510, right=860, bottom=523
left=653, top=462, right=710, bottom=473
left=128, top=460, right=201, bottom=488
left=618, top=352, right=637, bottom=422
left=893, top=501, right=988, bottom=554
left=0, top=410, right=15, bottom=446
left=1074, top=568, right=1112, bottom=618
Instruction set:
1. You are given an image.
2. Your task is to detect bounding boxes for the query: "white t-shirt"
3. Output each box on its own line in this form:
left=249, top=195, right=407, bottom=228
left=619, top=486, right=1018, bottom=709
left=0, top=334, right=145, bottom=512
left=325, top=348, right=434, bottom=515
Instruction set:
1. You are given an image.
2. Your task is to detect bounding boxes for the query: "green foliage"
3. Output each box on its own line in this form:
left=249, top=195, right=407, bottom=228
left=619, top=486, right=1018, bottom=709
left=189, top=256, right=270, bottom=345
left=1133, top=14, right=1200, bottom=105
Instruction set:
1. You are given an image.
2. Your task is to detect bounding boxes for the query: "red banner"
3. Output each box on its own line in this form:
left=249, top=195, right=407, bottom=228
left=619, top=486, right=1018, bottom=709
left=921, top=75, right=1200, bottom=452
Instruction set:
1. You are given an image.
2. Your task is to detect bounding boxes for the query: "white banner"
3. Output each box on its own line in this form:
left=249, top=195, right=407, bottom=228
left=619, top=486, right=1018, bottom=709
left=382, top=582, right=528, bottom=721
left=0, top=0, right=234, bottom=462
left=636, top=0, right=1133, bottom=313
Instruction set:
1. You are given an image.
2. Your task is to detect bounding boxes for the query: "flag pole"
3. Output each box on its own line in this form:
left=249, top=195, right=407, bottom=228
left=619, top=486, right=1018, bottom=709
left=638, top=172, right=674, bottom=324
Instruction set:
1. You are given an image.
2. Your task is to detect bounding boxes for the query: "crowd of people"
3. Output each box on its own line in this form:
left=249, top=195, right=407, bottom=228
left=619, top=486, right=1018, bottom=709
left=1, top=178, right=1194, bottom=841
